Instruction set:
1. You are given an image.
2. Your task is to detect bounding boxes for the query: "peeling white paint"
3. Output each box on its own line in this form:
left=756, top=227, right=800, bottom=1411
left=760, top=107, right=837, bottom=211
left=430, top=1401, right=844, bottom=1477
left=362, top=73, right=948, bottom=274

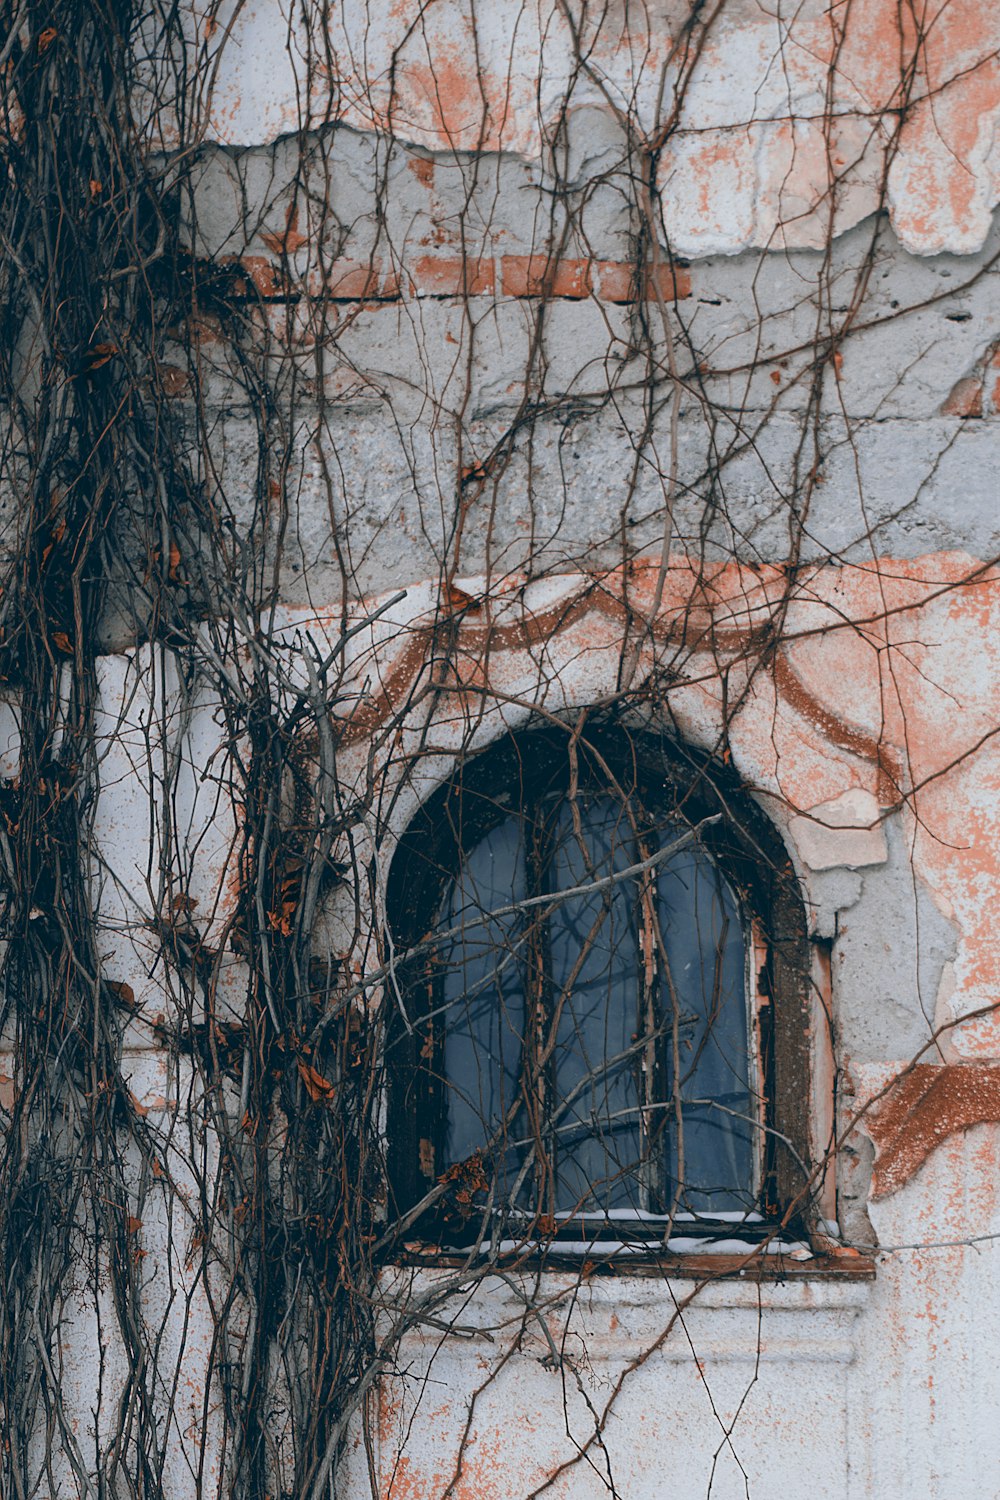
left=790, top=788, right=889, bottom=871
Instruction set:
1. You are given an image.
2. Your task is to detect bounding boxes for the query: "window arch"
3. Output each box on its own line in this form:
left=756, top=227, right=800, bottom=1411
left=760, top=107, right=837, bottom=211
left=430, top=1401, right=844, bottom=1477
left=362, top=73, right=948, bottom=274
left=386, top=725, right=813, bottom=1250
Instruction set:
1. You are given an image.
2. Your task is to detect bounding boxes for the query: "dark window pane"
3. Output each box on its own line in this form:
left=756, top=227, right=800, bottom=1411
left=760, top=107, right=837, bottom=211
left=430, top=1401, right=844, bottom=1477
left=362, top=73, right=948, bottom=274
left=547, top=798, right=643, bottom=1213
left=438, top=815, right=526, bottom=1190
left=429, top=777, right=756, bottom=1231
left=657, top=844, right=753, bottom=1214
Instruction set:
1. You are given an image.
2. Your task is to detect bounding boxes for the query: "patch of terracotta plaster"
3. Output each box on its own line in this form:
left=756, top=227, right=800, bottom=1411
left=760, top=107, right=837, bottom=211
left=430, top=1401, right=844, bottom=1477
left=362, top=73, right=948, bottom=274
left=892, top=1, right=1000, bottom=244
left=866, top=1064, right=1000, bottom=1197
left=326, top=558, right=904, bottom=830
left=261, top=202, right=309, bottom=257
left=397, top=47, right=502, bottom=155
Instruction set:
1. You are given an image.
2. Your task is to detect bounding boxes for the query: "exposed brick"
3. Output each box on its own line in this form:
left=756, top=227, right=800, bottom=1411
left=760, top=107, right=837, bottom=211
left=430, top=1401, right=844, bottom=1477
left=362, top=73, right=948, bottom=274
left=407, top=255, right=495, bottom=297
left=323, top=261, right=398, bottom=299
left=236, top=255, right=287, bottom=297
left=501, top=255, right=592, bottom=298
left=187, top=313, right=222, bottom=346
left=157, top=364, right=191, bottom=398
left=594, top=259, right=691, bottom=302
left=238, top=252, right=691, bottom=306
left=940, top=375, right=984, bottom=418
left=408, top=156, right=434, bottom=186
left=499, top=256, right=690, bottom=302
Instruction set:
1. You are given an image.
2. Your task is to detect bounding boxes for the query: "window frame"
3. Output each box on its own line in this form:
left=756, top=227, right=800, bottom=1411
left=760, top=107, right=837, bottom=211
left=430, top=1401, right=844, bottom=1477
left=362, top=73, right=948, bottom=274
left=385, top=723, right=816, bottom=1255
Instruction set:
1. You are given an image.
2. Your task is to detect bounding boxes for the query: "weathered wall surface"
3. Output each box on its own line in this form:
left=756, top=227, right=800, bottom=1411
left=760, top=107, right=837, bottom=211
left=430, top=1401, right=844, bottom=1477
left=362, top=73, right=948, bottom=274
left=5, top=2, right=1000, bottom=1495
left=64, top=555, right=1000, bottom=1498
left=170, top=138, right=1000, bottom=610
left=168, top=0, right=1000, bottom=256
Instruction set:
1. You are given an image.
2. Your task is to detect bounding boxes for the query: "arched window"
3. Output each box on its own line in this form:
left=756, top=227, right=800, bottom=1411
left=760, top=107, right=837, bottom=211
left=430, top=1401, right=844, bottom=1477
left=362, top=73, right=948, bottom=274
left=387, top=726, right=812, bottom=1250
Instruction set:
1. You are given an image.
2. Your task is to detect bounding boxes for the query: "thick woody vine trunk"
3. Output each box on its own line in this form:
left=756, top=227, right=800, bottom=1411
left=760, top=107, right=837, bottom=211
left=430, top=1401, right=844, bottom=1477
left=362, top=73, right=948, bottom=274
left=0, top=5, right=157, bottom=1491
left=0, top=9, right=380, bottom=1494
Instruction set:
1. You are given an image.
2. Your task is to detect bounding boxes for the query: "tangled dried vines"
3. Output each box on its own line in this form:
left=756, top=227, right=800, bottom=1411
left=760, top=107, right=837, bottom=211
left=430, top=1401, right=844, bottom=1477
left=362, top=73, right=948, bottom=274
left=0, top=1, right=995, bottom=1496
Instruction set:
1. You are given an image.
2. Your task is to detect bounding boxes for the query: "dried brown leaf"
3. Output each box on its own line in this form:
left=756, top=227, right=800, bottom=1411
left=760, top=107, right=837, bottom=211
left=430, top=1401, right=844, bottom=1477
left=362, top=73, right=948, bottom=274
left=297, top=1060, right=335, bottom=1104
left=108, top=979, right=136, bottom=1007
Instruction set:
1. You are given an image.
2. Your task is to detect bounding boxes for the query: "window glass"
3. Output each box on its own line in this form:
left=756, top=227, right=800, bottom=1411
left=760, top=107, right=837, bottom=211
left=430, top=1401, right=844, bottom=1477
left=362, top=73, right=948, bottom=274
left=658, top=844, right=752, bottom=1213
left=547, top=796, right=641, bottom=1213
left=439, top=815, right=526, bottom=1183
left=432, top=785, right=754, bottom=1224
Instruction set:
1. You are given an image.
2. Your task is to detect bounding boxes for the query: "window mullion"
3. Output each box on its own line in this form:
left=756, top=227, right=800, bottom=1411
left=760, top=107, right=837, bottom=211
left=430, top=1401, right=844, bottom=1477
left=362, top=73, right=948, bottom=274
left=637, top=850, right=660, bottom=1220
left=526, top=797, right=555, bottom=1222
